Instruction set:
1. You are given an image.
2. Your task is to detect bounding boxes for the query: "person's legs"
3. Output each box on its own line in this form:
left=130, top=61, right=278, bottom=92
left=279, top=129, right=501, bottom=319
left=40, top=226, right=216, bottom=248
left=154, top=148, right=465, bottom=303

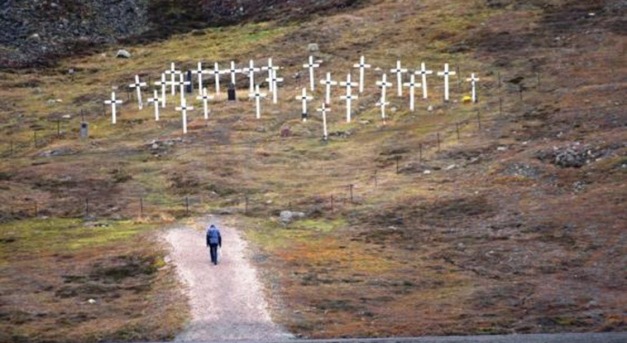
left=210, top=244, right=218, bottom=264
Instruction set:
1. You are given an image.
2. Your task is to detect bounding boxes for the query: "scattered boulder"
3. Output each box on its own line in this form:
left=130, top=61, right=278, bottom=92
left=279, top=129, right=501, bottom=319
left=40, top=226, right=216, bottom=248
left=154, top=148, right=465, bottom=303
left=116, top=49, right=132, bottom=59
left=280, top=210, right=305, bottom=224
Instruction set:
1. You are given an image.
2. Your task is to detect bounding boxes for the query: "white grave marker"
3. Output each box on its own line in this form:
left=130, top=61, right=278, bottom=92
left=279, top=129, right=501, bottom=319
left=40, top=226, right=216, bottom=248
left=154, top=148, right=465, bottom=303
left=390, top=60, right=408, bottom=97
left=196, top=87, right=213, bottom=120
left=229, top=61, right=241, bottom=86
left=466, top=73, right=480, bottom=103
left=317, top=103, right=330, bottom=141
left=353, top=55, right=371, bottom=94
left=303, top=55, right=321, bottom=91
left=403, top=74, right=421, bottom=112
left=165, top=63, right=181, bottom=95
left=211, top=62, right=224, bottom=95
left=339, top=73, right=358, bottom=123
left=249, top=84, right=267, bottom=119
left=261, top=58, right=279, bottom=93
left=437, top=63, right=456, bottom=102
left=104, top=92, right=123, bottom=124
left=195, top=62, right=209, bottom=96
left=176, top=73, right=191, bottom=103
left=295, top=88, right=314, bottom=122
left=154, top=73, right=168, bottom=108
left=266, top=69, right=283, bottom=104
left=320, top=72, right=338, bottom=105
left=241, top=60, right=260, bottom=94
left=147, top=90, right=161, bottom=121
left=376, top=73, right=392, bottom=104
left=376, top=99, right=390, bottom=119
left=415, top=62, right=433, bottom=99
left=129, top=75, right=147, bottom=109
left=175, top=99, right=193, bottom=134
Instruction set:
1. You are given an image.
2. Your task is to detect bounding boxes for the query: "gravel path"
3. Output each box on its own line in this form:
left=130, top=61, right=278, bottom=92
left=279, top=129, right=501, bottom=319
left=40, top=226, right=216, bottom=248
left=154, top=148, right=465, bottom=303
left=164, top=218, right=293, bottom=341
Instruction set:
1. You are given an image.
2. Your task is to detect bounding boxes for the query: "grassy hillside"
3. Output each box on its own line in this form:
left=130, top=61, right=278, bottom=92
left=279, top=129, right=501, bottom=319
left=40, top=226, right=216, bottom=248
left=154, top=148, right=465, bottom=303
left=0, top=0, right=625, bottom=340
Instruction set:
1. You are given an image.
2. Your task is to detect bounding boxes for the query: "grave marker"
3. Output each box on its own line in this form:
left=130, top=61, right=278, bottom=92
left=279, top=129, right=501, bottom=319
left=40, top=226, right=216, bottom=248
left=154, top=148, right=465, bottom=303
left=195, top=62, right=209, bottom=95
left=339, top=73, right=358, bottom=123
left=229, top=61, right=241, bottom=86
left=241, top=60, right=260, bottom=94
left=154, top=73, right=168, bottom=108
left=376, top=99, right=390, bottom=119
left=165, top=63, right=181, bottom=95
left=353, top=55, right=371, bottom=93
left=147, top=90, right=161, bottom=121
left=466, top=73, right=480, bottom=103
left=295, top=88, right=314, bottom=122
left=390, top=60, right=408, bottom=97
left=249, top=84, right=267, bottom=119
left=303, top=55, right=321, bottom=91
left=212, top=62, right=224, bottom=95
left=376, top=73, right=392, bottom=105
left=437, top=63, right=456, bottom=102
left=261, top=58, right=279, bottom=93
left=186, top=70, right=193, bottom=94
left=403, top=74, right=421, bottom=112
left=175, top=99, right=193, bottom=134
left=104, top=92, right=123, bottom=124
left=415, top=62, right=433, bottom=99
left=266, top=69, right=283, bottom=104
left=317, top=103, right=330, bottom=141
left=176, top=73, right=191, bottom=103
left=196, top=87, right=213, bottom=120
left=129, top=75, right=147, bottom=109
left=320, top=72, right=338, bottom=105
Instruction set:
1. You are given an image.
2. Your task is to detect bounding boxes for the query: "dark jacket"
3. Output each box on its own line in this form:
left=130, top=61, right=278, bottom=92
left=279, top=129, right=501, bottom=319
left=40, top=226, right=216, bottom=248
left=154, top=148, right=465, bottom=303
left=206, top=225, right=222, bottom=247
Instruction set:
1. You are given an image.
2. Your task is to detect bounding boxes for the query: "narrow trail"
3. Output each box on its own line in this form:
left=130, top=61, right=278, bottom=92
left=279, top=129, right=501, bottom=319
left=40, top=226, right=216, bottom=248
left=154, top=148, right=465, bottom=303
left=164, top=218, right=292, bottom=341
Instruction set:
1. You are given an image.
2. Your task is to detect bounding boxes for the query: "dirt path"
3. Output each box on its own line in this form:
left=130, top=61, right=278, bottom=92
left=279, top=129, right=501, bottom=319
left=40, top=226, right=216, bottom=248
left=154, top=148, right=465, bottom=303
left=164, top=218, right=292, bottom=341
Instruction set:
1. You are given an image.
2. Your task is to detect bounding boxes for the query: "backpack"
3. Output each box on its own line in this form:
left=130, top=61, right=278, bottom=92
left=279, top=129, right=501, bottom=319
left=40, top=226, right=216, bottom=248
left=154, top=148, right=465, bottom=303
left=207, top=227, right=220, bottom=244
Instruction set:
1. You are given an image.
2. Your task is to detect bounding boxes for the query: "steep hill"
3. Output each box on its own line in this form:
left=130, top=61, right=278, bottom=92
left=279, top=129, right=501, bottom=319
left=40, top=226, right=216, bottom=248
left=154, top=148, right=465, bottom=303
left=0, top=0, right=625, bottom=341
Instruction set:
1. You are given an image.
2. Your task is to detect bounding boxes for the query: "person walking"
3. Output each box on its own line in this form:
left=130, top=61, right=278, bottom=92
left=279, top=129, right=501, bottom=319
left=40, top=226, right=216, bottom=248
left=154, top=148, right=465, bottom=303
left=206, top=224, right=222, bottom=265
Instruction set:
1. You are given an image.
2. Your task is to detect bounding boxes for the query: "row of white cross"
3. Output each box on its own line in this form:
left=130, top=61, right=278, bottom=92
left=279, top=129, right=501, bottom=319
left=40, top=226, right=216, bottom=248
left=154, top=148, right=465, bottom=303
left=105, top=56, right=481, bottom=136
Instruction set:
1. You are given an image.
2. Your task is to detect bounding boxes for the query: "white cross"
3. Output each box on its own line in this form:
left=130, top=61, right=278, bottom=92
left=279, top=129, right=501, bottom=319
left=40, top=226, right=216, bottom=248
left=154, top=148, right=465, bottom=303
left=211, top=62, right=223, bottom=95
left=376, top=73, right=392, bottom=105
left=147, top=90, right=161, bottom=121
left=390, top=60, right=408, bottom=97
left=241, top=59, right=260, bottom=94
left=295, top=88, right=314, bottom=122
left=229, top=61, right=241, bottom=86
left=249, top=84, right=267, bottom=119
left=415, top=62, right=433, bottom=99
left=104, top=92, right=123, bottom=124
left=317, top=103, right=330, bottom=141
left=403, top=74, right=422, bottom=112
left=195, top=62, right=209, bottom=96
left=154, top=73, right=168, bottom=108
left=175, top=99, right=193, bottom=134
left=437, top=63, right=456, bottom=102
left=129, top=75, right=147, bottom=109
left=196, top=87, right=213, bottom=120
left=266, top=69, right=283, bottom=104
left=165, top=62, right=181, bottom=95
left=466, top=73, right=480, bottom=103
left=339, top=73, right=358, bottom=123
left=320, top=72, right=338, bottom=105
left=303, top=55, right=321, bottom=91
left=176, top=73, right=191, bottom=103
left=261, top=58, right=279, bottom=93
left=353, top=55, right=371, bottom=93
left=376, top=100, right=390, bottom=120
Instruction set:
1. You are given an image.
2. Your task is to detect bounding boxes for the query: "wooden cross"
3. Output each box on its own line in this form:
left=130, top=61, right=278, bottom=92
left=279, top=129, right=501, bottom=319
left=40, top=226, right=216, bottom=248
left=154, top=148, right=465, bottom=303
left=320, top=72, right=338, bottom=105
left=403, top=74, right=421, bottom=112
left=165, top=63, right=181, bottom=96
left=241, top=59, right=260, bottom=94
left=303, top=55, right=321, bottom=91
left=175, top=99, right=193, bottom=134
left=229, top=61, right=241, bottom=86
left=104, top=92, right=123, bottom=124
left=154, top=73, right=168, bottom=108
left=176, top=73, right=191, bottom=103
left=261, top=58, right=279, bottom=93
left=376, top=100, right=390, bottom=120
left=376, top=73, right=392, bottom=106
left=195, top=62, right=209, bottom=96
left=415, top=62, right=433, bottom=99
left=147, top=90, right=161, bottom=121
left=317, top=103, right=330, bottom=141
left=353, top=55, right=371, bottom=93
left=390, top=60, right=408, bottom=97
left=266, top=69, right=283, bottom=104
left=437, top=63, right=456, bottom=102
left=211, top=62, right=224, bottom=95
left=196, top=87, right=213, bottom=120
left=249, top=84, right=267, bottom=119
left=295, top=88, right=314, bottom=122
left=340, top=73, right=358, bottom=123
left=129, top=75, right=147, bottom=109
left=466, top=73, right=480, bottom=103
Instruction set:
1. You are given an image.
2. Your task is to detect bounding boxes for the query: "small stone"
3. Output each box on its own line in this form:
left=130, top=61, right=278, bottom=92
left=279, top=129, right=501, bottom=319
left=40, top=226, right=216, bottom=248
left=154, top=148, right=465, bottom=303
left=423, top=170, right=432, bottom=174
left=87, top=299, right=96, bottom=304
left=427, top=105, right=434, bottom=112
left=497, top=146, right=507, bottom=151
left=445, top=164, right=456, bottom=171
left=116, top=49, right=131, bottom=58
left=151, top=143, right=159, bottom=150
left=307, top=43, right=319, bottom=52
